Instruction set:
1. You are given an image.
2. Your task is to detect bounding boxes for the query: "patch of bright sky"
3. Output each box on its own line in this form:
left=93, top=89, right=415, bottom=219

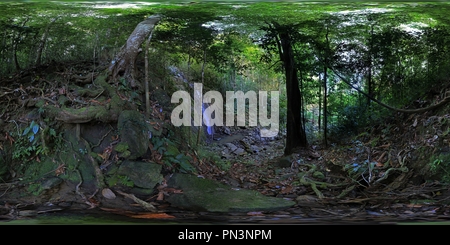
left=334, top=7, right=432, bottom=36
left=91, top=2, right=160, bottom=9
left=399, top=22, right=429, bottom=36
left=231, top=5, right=246, bottom=9
left=202, top=14, right=235, bottom=30
left=335, top=7, right=393, bottom=16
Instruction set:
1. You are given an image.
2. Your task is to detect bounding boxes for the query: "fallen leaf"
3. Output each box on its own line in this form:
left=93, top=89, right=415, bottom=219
left=406, top=204, right=423, bottom=208
left=156, top=192, right=164, bottom=201
left=55, top=164, right=66, bottom=176
left=58, top=87, right=65, bottom=95
left=281, top=185, right=293, bottom=194
left=100, top=207, right=122, bottom=213
left=161, top=187, right=183, bottom=194
left=129, top=212, right=175, bottom=219
left=412, top=118, right=418, bottom=127
left=86, top=197, right=99, bottom=209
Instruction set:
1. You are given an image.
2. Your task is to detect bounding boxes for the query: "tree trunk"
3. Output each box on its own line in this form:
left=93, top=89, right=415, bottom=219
left=144, top=27, right=156, bottom=116
left=13, top=40, right=20, bottom=71
left=323, top=65, right=328, bottom=147
left=271, top=23, right=307, bottom=155
left=367, top=24, right=374, bottom=107
left=35, top=17, right=59, bottom=67
left=323, top=26, right=330, bottom=147
left=12, top=17, right=30, bottom=72
left=109, top=15, right=161, bottom=88
left=318, top=78, right=322, bottom=131
left=197, top=48, right=207, bottom=146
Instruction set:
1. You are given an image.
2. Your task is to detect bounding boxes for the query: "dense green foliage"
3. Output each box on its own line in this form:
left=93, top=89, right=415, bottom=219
left=2, top=1, right=450, bottom=144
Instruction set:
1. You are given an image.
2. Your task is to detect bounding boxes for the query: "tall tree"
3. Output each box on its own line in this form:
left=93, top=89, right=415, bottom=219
left=35, top=17, right=59, bottom=67
left=262, top=22, right=307, bottom=155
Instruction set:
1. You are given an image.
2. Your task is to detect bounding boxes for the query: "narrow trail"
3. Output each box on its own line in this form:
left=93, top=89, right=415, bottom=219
left=204, top=126, right=286, bottom=165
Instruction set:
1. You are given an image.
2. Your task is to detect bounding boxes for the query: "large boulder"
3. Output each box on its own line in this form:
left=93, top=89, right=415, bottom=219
left=117, top=160, right=163, bottom=189
left=166, top=173, right=295, bottom=213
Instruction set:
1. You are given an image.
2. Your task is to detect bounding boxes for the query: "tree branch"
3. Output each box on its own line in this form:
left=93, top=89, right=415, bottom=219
left=327, top=65, right=450, bottom=114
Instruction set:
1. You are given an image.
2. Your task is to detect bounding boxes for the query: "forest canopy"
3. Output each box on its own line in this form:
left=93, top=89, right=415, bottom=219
left=1, top=1, right=450, bottom=149
left=3, top=2, right=450, bottom=216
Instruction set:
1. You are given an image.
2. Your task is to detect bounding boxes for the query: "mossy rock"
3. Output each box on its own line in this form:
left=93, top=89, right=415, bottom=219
left=116, top=160, right=163, bottom=189
left=114, top=142, right=131, bottom=158
left=117, top=110, right=150, bottom=160
left=166, top=173, right=295, bottom=213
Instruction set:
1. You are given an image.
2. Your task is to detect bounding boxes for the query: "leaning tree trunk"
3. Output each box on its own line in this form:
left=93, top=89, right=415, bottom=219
left=44, top=15, right=162, bottom=125
left=109, top=15, right=161, bottom=88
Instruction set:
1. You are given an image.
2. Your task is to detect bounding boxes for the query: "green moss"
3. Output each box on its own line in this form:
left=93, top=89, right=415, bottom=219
left=59, top=131, right=97, bottom=184
left=313, top=171, right=325, bottom=179
left=88, top=151, right=97, bottom=158
left=428, top=153, right=450, bottom=183
left=167, top=173, right=295, bottom=212
left=94, top=107, right=109, bottom=120
left=23, top=157, right=55, bottom=182
left=119, top=150, right=131, bottom=158
left=0, top=159, right=7, bottom=181
left=36, top=99, right=46, bottom=108
left=27, top=182, right=44, bottom=196
left=114, top=142, right=129, bottom=153
left=114, top=142, right=131, bottom=158
left=107, top=174, right=134, bottom=187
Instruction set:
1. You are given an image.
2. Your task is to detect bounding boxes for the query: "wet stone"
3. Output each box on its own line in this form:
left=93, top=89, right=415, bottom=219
left=225, top=143, right=238, bottom=152
left=117, top=160, right=163, bottom=189
left=166, top=173, right=295, bottom=213
left=250, top=145, right=260, bottom=153
left=223, top=127, right=231, bottom=135
left=41, top=177, right=63, bottom=190
left=233, top=148, right=245, bottom=155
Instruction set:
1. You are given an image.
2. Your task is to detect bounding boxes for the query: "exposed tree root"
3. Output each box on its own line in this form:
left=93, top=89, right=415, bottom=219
left=298, top=163, right=324, bottom=198
left=74, top=169, right=83, bottom=198
left=116, top=190, right=158, bottom=212
left=374, top=166, right=409, bottom=184
left=300, top=177, right=324, bottom=199
left=79, top=136, right=106, bottom=189
left=337, top=185, right=355, bottom=199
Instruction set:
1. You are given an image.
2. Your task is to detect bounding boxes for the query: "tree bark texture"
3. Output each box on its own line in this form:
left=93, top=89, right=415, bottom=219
left=109, top=15, right=161, bottom=88
left=271, top=22, right=308, bottom=155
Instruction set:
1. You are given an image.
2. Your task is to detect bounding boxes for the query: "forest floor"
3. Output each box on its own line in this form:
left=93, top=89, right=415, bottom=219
left=192, top=127, right=450, bottom=224
left=1, top=60, right=450, bottom=224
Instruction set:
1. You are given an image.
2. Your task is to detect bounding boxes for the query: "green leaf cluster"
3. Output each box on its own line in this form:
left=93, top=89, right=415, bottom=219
left=151, top=136, right=195, bottom=173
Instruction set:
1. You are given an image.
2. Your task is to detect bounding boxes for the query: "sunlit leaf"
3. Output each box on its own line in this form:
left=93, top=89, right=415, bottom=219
left=32, top=124, right=39, bottom=135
